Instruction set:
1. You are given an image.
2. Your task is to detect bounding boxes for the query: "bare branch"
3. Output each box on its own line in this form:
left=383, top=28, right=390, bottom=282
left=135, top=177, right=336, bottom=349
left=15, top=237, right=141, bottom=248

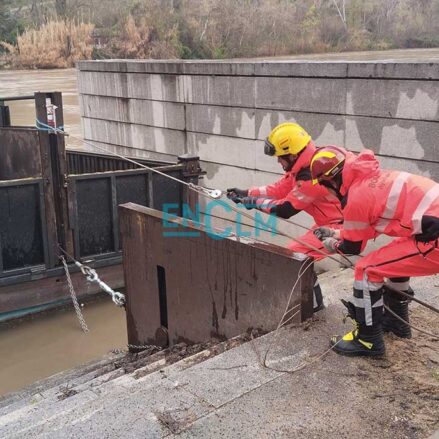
left=331, top=0, right=347, bottom=30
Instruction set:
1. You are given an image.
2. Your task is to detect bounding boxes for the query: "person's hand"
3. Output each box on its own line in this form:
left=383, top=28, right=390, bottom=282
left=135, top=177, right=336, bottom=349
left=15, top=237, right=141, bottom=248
left=313, top=227, right=336, bottom=241
left=238, top=196, right=258, bottom=210
left=415, top=215, right=439, bottom=243
left=226, top=188, right=248, bottom=200
left=322, top=237, right=339, bottom=253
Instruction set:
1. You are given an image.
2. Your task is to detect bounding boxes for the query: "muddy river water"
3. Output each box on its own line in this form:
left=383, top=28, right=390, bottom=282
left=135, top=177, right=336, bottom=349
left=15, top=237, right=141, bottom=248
left=0, top=68, right=82, bottom=147
left=0, top=300, right=127, bottom=396
left=0, top=68, right=127, bottom=396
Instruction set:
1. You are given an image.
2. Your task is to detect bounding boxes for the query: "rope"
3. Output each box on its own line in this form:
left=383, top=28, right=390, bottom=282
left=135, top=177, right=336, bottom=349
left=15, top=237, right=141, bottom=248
left=40, top=122, right=439, bottom=360
left=383, top=304, right=439, bottom=340
left=249, top=259, right=314, bottom=368
left=60, top=255, right=89, bottom=333
left=250, top=317, right=345, bottom=375
left=35, top=120, right=221, bottom=196
left=388, top=287, right=439, bottom=314
left=34, top=120, right=355, bottom=267
left=36, top=119, right=64, bottom=132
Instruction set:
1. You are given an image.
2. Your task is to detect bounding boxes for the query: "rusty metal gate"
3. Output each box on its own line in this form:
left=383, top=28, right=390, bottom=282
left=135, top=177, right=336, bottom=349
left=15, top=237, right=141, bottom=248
left=0, top=92, right=202, bottom=317
left=119, top=203, right=314, bottom=349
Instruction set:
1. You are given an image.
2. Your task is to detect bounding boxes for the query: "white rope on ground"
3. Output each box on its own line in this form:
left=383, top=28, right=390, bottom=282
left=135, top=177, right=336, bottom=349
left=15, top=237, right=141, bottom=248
left=262, top=260, right=314, bottom=365
left=60, top=255, right=89, bottom=333
left=383, top=304, right=439, bottom=340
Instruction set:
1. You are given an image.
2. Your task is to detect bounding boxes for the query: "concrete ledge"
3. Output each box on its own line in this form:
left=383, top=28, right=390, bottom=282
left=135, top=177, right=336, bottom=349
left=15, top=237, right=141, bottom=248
left=77, top=59, right=439, bottom=80
left=347, top=62, right=439, bottom=80
left=77, top=58, right=439, bottom=208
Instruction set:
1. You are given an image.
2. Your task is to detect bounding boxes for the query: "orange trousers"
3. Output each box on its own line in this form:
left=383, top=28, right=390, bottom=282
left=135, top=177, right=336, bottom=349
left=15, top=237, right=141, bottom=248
left=355, top=237, right=439, bottom=285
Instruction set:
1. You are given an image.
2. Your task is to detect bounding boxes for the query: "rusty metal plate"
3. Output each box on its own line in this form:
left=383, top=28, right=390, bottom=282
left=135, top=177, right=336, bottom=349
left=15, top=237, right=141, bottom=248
left=120, top=203, right=314, bottom=348
left=0, top=129, right=42, bottom=180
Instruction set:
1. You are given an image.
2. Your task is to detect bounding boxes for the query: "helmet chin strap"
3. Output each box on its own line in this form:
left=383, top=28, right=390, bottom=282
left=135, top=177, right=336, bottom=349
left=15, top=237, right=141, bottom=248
left=320, top=174, right=344, bottom=202
left=279, top=153, right=299, bottom=172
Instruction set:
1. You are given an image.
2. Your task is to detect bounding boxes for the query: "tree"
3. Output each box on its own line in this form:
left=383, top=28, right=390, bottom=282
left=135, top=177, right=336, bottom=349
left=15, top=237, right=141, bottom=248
left=331, top=0, right=347, bottom=30
left=0, top=0, right=24, bottom=47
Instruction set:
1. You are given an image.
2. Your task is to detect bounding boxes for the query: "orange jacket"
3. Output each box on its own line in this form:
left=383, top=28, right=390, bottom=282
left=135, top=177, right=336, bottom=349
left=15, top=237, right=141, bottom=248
left=340, top=150, right=439, bottom=242
left=248, top=143, right=343, bottom=226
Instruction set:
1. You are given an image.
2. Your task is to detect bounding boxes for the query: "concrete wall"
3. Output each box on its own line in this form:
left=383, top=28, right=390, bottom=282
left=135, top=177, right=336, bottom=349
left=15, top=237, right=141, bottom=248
left=76, top=60, right=439, bottom=266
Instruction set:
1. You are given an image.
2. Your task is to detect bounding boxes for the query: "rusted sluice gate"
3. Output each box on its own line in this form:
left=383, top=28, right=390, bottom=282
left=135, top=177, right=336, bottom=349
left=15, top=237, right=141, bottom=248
left=120, top=203, right=314, bottom=348
left=0, top=92, right=202, bottom=319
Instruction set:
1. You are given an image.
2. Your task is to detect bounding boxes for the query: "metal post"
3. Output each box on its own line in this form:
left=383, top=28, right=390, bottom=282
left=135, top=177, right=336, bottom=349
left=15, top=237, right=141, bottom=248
left=178, top=154, right=203, bottom=215
left=34, top=91, right=74, bottom=264
left=0, top=101, right=10, bottom=127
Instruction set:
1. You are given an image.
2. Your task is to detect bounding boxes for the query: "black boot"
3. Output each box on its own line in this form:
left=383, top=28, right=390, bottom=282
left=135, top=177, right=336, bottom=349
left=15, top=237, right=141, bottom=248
left=382, top=286, right=414, bottom=339
left=330, top=298, right=385, bottom=357
left=331, top=322, right=386, bottom=357
left=313, top=280, right=325, bottom=312
left=312, top=271, right=324, bottom=313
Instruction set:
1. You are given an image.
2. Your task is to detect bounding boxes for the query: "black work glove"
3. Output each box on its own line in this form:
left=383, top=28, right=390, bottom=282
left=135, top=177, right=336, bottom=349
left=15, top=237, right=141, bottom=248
left=321, top=237, right=340, bottom=253
left=415, top=215, right=439, bottom=243
left=313, top=227, right=336, bottom=241
left=226, top=187, right=249, bottom=203
left=238, top=196, right=259, bottom=210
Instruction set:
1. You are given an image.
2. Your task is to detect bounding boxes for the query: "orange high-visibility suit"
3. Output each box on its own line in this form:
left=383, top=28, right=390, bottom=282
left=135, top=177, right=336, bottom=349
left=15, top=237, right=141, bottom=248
left=248, top=143, right=344, bottom=260
left=338, top=150, right=439, bottom=325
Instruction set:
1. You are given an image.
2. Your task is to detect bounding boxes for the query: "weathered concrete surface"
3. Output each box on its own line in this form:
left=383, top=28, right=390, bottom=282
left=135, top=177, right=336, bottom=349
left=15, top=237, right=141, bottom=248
left=0, top=269, right=437, bottom=438
left=77, top=58, right=439, bottom=194
left=80, top=94, right=185, bottom=130
left=77, top=57, right=439, bottom=266
left=81, top=118, right=186, bottom=156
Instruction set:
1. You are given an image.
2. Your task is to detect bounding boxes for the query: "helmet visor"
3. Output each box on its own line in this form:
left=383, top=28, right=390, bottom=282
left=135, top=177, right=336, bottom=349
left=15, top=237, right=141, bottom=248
left=264, top=139, right=276, bottom=156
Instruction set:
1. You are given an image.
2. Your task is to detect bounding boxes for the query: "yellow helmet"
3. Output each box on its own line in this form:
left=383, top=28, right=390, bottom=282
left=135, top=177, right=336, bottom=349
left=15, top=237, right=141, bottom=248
left=264, top=122, right=312, bottom=157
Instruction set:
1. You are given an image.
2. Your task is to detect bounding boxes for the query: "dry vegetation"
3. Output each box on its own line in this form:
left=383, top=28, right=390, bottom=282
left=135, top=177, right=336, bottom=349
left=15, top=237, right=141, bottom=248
left=1, top=0, right=439, bottom=68
left=1, top=20, right=94, bottom=68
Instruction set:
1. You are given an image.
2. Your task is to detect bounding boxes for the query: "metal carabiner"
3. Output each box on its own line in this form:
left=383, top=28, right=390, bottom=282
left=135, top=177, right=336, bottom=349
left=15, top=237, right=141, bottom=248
left=188, top=183, right=223, bottom=199
left=112, top=291, right=126, bottom=307
left=81, top=265, right=98, bottom=282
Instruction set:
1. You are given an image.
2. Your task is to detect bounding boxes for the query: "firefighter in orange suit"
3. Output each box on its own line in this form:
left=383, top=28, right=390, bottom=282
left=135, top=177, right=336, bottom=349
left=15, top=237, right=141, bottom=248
left=310, top=146, right=439, bottom=356
left=227, top=122, right=352, bottom=312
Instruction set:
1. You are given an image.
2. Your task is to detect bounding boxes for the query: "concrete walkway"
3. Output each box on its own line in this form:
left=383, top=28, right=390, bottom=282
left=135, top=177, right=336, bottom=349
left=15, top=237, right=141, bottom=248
left=1, top=269, right=438, bottom=438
